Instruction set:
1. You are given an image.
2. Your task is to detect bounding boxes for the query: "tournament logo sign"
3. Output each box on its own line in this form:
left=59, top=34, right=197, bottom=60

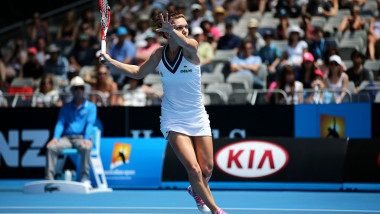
left=110, top=143, right=132, bottom=169
left=320, top=114, right=345, bottom=138
left=215, top=140, right=289, bottom=178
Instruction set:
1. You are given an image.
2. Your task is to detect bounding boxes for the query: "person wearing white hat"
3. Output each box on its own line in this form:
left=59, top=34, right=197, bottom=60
left=325, top=55, right=349, bottom=103
left=45, top=76, right=97, bottom=186
left=192, top=27, right=214, bottom=73
left=189, top=3, right=205, bottom=30
left=283, top=25, right=308, bottom=66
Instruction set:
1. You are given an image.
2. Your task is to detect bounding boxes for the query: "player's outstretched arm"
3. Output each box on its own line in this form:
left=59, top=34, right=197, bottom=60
left=100, top=47, right=162, bottom=79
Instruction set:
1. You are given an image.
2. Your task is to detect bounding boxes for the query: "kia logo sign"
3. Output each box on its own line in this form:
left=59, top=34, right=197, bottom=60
left=215, top=141, right=289, bottom=178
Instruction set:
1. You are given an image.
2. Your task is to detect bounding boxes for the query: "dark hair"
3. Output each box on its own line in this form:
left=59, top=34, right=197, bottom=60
left=313, top=26, right=324, bottom=34
left=350, top=49, right=365, bottom=63
left=278, top=65, right=295, bottom=95
left=152, top=11, right=186, bottom=39
left=323, top=46, right=340, bottom=64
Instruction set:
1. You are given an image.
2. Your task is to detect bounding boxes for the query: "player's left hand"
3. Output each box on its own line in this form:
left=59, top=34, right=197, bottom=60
left=83, top=139, right=93, bottom=148
left=156, top=12, right=174, bottom=34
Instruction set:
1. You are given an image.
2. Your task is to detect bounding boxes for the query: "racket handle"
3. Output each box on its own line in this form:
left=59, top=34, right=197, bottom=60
left=100, top=40, right=106, bottom=63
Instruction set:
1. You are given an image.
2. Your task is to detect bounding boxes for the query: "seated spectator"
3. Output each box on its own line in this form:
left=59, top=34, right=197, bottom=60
left=306, top=0, right=338, bottom=17
left=69, top=34, right=97, bottom=72
left=299, top=52, right=317, bottom=89
left=299, top=12, right=314, bottom=41
left=78, top=22, right=100, bottom=50
left=276, top=0, right=302, bottom=18
left=246, top=0, right=267, bottom=14
left=259, top=30, right=282, bottom=84
left=108, top=26, right=136, bottom=86
left=78, top=9, right=100, bottom=39
left=200, top=20, right=223, bottom=41
left=45, top=76, right=96, bottom=185
left=276, top=8, right=290, bottom=40
left=338, top=5, right=366, bottom=33
left=325, top=55, right=349, bottom=103
left=192, top=27, right=214, bottom=73
left=21, top=47, right=44, bottom=86
left=308, top=26, right=337, bottom=62
left=276, top=65, right=304, bottom=104
left=135, top=32, right=161, bottom=66
left=90, top=64, right=121, bottom=106
left=44, top=44, right=70, bottom=85
left=282, top=25, right=308, bottom=66
left=217, top=20, right=242, bottom=53
left=122, top=78, right=148, bottom=106
left=32, top=74, right=61, bottom=108
left=305, top=69, right=327, bottom=104
left=243, top=18, right=265, bottom=55
left=56, top=10, right=79, bottom=51
left=36, top=37, right=49, bottom=66
left=223, top=0, right=247, bottom=22
left=189, top=3, right=205, bottom=30
left=368, top=14, right=380, bottom=60
left=230, top=40, right=264, bottom=88
left=213, top=6, right=228, bottom=35
left=346, top=50, right=371, bottom=93
left=27, top=12, right=52, bottom=46
left=318, top=46, right=348, bottom=74
left=5, top=39, right=27, bottom=77
left=134, top=14, right=153, bottom=48
left=0, top=52, right=16, bottom=84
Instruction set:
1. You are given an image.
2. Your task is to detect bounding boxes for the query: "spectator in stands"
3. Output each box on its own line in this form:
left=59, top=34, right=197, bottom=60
left=60, top=68, right=91, bottom=104
left=325, top=55, right=349, bottom=103
left=338, top=5, right=366, bottom=33
left=78, top=22, right=100, bottom=50
left=200, top=20, right=223, bottom=41
left=246, top=0, right=267, bottom=13
left=0, top=52, right=16, bottom=84
left=192, top=27, right=214, bottom=73
left=78, top=9, right=100, bottom=38
left=276, top=8, right=290, bottom=40
left=69, top=34, right=97, bottom=72
left=306, top=0, right=338, bottom=17
left=134, top=14, right=153, bottom=48
left=32, top=74, right=61, bottom=108
left=108, top=26, right=136, bottom=86
left=189, top=3, right=205, bottom=30
left=308, top=26, right=337, bottom=62
left=36, top=37, right=49, bottom=66
left=56, top=10, right=79, bottom=51
left=368, top=14, right=380, bottom=60
left=223, top=0, right=247, bottom=22
left=21, top=47, right=44, bottom=86
left=217, top=20, right=242, bottom=53
left=276, top=0, right=303, bottom=18
left=122, top=77, right=148, bottom=106
left=44, top=44, right=70, bottom=85
left=346, top=50, right=371, bottom=93
left=136, top=0, right=153, bottom=19
left=299, top=52, right=317, bottom=89
left=341, top=0, right=367, bottom=9
left=45, top=76, right=96, bottom=186
left=259, top=30, right=282, bottom=84
left=318, top=46, right=347, bottom=74
left=299, top=12, right=314, bottom=41
left=213, top=6, right=228, bottom=35
left=244, top=18, right=265, bottom=55
left=275, top=65, right=304, bottom=104
left=282, top=25, right=308, bottom=66
left=90, top=64, right=121, bottom=106
left=305, top=69, right=327, bottom=103
left=230, top=40, right=264, bottom=88
left=27, top=12, right=52, bottom=46
left=5, top=39, right=27, bottom=77
left=135, top=32, right=161, bottom=66
left=120, top=12, right=136, bottom=41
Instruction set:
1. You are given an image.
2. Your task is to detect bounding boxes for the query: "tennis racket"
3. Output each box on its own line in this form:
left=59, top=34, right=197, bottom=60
left=99, top=0, right=110, bottom=63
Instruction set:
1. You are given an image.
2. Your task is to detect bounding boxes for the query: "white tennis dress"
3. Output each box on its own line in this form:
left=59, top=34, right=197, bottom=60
left=158, top=45, right=211, bottom=139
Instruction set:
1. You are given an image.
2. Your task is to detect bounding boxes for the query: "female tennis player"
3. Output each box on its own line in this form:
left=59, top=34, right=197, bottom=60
left=100, top=12, right=227, bottom=214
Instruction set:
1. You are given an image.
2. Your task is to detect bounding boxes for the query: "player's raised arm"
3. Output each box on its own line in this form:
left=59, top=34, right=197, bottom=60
left=100, top=47, right=161, bottom=80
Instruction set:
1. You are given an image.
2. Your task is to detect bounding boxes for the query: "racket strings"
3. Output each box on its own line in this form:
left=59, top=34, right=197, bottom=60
left=100, top=0, right=110, bottom=29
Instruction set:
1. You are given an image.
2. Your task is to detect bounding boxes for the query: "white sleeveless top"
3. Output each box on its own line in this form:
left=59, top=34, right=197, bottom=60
left=158, top=45, right=211, bottom=139
left=326, top=73, right=344, bottom=98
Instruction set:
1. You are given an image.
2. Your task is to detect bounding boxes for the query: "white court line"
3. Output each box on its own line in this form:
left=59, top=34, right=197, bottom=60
left=1, top=207, right=380, bottom=213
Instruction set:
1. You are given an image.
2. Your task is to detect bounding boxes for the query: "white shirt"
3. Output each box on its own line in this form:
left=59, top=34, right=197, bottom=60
left=283, top=41, right=308, bottom=65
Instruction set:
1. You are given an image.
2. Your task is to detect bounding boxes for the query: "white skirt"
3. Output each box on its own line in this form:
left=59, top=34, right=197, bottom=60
left=160, top=113, right=212, bottom=139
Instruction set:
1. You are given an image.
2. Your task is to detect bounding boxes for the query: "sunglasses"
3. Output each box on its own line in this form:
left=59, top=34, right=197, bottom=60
left=72, top=86, right=85, bottom=91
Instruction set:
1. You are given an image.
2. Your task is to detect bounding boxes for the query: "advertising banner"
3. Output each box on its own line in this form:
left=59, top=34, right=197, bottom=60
left=295, top=103, right=371, bottom=139
left=99, top=137, right=167, bottom=188
left=162, top=138, right=347, bottom=183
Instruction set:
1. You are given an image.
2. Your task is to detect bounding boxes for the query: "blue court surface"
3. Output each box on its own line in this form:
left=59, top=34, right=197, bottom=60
left=0, top=180, right=380, bottom=214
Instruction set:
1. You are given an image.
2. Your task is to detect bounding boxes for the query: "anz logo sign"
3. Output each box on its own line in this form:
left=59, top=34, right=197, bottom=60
left=0, top=130, right=49, bottom=167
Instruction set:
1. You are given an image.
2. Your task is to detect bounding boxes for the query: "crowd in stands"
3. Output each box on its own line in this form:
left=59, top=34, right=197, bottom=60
left=1, top=0, right=380, bottom=107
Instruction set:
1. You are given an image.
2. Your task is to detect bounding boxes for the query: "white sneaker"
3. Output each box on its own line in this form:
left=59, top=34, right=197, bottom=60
left=188, top=186, right=211, bottom=213
left=81, top=179, right=92, bottom=188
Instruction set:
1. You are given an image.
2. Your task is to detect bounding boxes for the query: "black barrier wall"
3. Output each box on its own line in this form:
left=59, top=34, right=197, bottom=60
left=162, top=138, right=348, bottom=183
